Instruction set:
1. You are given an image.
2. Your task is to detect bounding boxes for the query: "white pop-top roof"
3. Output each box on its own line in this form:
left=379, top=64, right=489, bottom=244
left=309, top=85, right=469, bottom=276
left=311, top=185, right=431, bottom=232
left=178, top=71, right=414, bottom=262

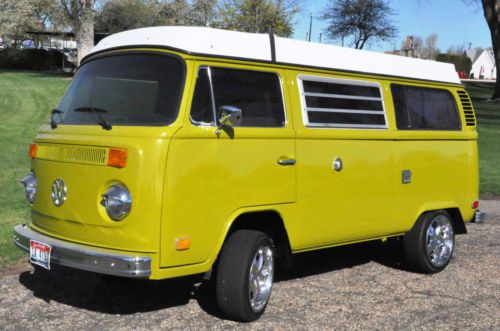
left=91, top=26, right=461, bottom=84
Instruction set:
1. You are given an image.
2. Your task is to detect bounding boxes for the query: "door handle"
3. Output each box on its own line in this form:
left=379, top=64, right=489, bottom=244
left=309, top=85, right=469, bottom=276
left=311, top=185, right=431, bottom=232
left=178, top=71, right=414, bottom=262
left=277, top=158, right=296, bottom=166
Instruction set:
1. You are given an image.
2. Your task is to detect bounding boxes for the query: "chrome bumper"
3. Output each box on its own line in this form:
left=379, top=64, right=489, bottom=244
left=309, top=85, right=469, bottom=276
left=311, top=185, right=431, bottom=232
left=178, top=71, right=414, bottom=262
left=473, top=210, right=485, bottom=224
left=13, top=224, right=151, bottom=278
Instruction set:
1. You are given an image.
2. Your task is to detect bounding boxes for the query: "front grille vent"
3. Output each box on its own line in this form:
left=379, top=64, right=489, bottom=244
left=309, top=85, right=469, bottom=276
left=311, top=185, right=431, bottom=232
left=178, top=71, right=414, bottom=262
left=456, top=90, right=476, bottom=127
left=37, top=144, right=108, bottom=165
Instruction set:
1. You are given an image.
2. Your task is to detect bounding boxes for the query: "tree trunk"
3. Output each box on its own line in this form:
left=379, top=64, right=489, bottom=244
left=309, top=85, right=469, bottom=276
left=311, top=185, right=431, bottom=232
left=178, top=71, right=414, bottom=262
left=482, top=0, right=500, bottom=99
left=75, top=0, right=94, bottom=65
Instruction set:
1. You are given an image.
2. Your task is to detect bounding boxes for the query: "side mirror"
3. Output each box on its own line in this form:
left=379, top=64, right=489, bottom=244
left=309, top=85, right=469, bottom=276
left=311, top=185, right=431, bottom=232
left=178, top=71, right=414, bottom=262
left=216, top=106, right=242, bottom=138
left=218, top=105, right=242, bottom=127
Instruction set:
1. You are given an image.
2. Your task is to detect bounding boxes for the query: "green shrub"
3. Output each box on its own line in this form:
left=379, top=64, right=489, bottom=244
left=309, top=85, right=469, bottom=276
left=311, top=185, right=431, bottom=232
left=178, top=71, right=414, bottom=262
left=0, top=48, right=75, bottom=70
left=436, top=53, right=472, bottom=73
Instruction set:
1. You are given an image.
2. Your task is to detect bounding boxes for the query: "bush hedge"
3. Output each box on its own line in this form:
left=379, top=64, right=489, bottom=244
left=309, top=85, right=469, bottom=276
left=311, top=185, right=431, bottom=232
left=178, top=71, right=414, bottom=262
left=0, top=48, right=75, bottom=70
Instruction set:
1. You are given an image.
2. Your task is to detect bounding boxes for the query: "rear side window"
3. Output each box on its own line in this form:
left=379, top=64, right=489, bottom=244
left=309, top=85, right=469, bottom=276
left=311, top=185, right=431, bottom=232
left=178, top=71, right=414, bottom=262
left=391, top=84, right=461, bottom=130
left=190, top=67, right=285, bottom=127
left=298, top=76, right=387, bottom=129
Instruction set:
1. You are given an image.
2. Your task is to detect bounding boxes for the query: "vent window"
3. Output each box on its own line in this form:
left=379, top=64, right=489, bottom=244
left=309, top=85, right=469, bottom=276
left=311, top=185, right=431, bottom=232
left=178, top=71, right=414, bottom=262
left=298, top=76, right=387, bottom=129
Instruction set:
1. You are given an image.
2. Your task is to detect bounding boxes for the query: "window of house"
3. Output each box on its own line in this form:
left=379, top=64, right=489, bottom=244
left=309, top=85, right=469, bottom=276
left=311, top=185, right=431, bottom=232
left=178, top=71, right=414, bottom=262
left=190, top=67, right=286, bottom=127
left=298, top=76, right=387, bottom=128
left=391, top=84, right=461, bottom=130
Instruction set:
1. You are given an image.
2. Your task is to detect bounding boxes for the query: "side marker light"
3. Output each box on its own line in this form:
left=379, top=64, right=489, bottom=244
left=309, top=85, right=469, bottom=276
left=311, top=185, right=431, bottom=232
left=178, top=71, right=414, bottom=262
left=29, top=144, right=37, bottom=159
left=175, top=238, right=191, bottom=251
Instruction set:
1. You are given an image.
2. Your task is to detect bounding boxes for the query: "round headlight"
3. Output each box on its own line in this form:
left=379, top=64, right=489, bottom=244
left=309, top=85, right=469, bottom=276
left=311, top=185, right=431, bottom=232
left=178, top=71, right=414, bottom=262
left=102, top=185, right=131, bottom=221
left=20, top=172, right=37, bottom=204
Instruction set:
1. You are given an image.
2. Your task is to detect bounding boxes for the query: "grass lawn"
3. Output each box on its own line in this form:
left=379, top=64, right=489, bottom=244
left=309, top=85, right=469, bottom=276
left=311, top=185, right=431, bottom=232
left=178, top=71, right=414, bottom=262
left=0, top=71, right=498, bottom=269
left=0, top=70, right=70, bottom=267
left=463, top=81, right=500, bottom=195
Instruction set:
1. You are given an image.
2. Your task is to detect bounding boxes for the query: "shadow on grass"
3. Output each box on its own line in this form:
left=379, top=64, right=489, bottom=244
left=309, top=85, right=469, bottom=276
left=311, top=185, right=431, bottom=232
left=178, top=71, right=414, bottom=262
left=0, top=69, right=73, bottom=78
left=476, top=113, right=500, bottom=122
left=18, top=238, right=407, bottom=319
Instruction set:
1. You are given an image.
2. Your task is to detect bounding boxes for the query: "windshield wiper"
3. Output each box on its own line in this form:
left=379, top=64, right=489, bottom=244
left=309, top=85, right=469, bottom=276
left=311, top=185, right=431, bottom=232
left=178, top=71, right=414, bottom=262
left=50, top=109, right=63, bottom=129
left=74, top=107, right=112, bottom=130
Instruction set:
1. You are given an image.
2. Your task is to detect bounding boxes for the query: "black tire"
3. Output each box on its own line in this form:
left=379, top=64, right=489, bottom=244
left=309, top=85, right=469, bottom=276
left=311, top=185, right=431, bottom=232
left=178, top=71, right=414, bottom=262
left=216, top=230, right=274, bottom=322
left=403, top=210, right=455, bottom=273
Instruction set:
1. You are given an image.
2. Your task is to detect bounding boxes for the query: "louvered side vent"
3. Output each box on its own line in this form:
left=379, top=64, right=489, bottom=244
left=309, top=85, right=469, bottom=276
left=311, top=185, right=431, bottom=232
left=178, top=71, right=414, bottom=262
left=36, top=144, right=108, bottom=165
left=456, top=90, right=476, bottom=127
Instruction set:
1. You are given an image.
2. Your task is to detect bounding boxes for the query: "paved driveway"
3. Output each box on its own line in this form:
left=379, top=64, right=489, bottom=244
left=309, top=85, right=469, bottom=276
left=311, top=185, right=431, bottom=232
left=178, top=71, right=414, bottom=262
left=1, top=201, right=499, bottom=329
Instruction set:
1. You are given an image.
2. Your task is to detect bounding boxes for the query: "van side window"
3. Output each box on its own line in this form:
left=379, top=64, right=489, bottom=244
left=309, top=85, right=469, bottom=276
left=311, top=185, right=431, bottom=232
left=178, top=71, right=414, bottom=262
left=298, top=76, right=387, bottom=129
left=391, top=84, right=461, bottom=130
left=190, top=67, right=286, bottom=127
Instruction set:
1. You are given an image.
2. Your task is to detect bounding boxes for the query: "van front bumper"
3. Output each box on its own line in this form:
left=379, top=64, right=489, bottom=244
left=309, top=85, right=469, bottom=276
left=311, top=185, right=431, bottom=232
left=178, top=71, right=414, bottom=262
left=13, top=224, right=151, bottom=278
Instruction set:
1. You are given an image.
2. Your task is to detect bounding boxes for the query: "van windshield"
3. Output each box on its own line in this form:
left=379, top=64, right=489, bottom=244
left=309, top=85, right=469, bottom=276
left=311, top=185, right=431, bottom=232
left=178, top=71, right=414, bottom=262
left=57, top=53, right=185, bottom=126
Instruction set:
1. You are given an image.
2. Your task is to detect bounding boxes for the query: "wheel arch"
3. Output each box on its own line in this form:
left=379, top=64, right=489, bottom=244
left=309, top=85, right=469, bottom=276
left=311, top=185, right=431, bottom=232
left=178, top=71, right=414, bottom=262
left=444, top=207, right=467, bottom=235
left=413, top=202, right=468, bottom=235
left=216, top=208, right=293, bottom=269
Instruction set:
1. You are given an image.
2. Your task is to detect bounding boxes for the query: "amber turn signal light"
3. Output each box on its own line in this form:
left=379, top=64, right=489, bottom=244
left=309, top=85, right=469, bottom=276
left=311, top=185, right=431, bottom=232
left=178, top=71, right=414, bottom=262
left=29, top=144, right=37, bottom=159
left=175, top=238, right=191, bottom=251
left=107, top=148, right=128, bottom=168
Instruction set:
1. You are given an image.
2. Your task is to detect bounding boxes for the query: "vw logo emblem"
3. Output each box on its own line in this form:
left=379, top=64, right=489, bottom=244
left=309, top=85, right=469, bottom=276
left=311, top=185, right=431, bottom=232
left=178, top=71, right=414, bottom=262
left=51, top=179, right=67, bottom=207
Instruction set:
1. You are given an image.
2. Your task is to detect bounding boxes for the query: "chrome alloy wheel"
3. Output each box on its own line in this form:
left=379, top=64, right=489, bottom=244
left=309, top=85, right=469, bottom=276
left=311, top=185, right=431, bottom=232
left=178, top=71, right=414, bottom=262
left=426, top=215, right=454, bottom=267
left=248, top=246, right=274, bottom=312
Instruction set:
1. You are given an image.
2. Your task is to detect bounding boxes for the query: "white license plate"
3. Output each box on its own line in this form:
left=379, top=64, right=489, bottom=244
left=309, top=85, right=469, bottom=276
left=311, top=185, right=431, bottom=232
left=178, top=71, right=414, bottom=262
left=30, top=240, right=52, bottom=270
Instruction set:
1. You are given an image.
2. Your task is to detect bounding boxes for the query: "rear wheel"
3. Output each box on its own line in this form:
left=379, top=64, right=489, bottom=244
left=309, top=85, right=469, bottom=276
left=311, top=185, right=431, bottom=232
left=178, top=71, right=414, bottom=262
left=216, top=230, right=274, bottom=322
left=403, top=210, right=455, bottom=273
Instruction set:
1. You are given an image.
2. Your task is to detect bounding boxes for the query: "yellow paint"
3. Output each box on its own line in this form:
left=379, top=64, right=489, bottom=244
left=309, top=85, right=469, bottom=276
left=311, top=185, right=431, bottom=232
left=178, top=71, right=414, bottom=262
left=25, top=48, right=478, bottom=280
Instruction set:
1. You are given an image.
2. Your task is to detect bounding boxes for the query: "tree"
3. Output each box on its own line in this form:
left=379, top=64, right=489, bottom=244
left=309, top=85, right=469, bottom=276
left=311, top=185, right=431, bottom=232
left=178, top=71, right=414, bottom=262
left=320, top=0, right=397, bottom=49
left=157, top=0, right=191, bottom=26
left=480, top=0, right=499, bottom=99
left=0, top=0, right=39, bottom=48
left=399, top=33, right=439, bottom=59
left=464, top=0, right=500, bottom=99
left=95, top=0, right=159, bottom=33
left=447, top=43, right=467, bottom=56
left=218, top=0, right=299, bottom=37
left=190, top=0, right=219, bottom=27
left=423, top=33, right=439, bottom=60
left=400, top=35, right=423, bottom=58
left=56, top=0, right=96, bottom=64
left=436, top=53, right=472, bottom=73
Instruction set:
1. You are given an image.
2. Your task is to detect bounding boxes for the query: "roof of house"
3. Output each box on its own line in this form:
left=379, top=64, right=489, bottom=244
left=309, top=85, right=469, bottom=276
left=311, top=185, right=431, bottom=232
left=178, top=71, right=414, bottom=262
left=485, top=49, right=496, bottom=66
left=465, top=49, right=480, bottom=63
left=472, top=49, right=496, bottom=67
left=90, top=26, right=461, bottom=85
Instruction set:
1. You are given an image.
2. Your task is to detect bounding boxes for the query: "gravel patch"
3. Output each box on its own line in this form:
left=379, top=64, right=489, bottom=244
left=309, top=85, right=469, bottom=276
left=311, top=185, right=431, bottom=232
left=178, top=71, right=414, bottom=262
left=1, top=201, right=498, bottom=330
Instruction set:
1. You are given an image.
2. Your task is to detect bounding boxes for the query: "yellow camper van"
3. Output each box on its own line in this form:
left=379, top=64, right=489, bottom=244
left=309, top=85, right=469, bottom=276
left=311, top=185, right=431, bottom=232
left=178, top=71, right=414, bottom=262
left=14, top=27, right=481, bottom=321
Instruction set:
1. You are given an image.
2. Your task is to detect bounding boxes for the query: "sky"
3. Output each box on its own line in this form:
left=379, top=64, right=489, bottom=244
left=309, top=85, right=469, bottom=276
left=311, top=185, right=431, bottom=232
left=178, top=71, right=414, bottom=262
left=292, top=0, right=492, bottom=52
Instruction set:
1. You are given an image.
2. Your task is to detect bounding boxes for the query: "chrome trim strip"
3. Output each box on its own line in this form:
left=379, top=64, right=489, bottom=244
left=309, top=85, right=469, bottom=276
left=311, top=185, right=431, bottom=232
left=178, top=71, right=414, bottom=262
left=13, top=224, right=151, bottom=278
left=306, top=107, right=385, bottom=115
left=303, top=92, right=383, bottom=101
left=306, top=123, right=387, bottom=129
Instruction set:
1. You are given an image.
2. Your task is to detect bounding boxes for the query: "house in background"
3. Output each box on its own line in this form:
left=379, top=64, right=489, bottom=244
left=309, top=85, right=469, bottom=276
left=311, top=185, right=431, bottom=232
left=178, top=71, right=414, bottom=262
left=467, top=49, right=496, bottom=80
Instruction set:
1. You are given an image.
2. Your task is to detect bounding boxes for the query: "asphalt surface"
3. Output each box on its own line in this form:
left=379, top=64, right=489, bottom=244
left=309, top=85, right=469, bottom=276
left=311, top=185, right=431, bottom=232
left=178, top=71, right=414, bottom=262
left=1, top=201, right=498, bottom=330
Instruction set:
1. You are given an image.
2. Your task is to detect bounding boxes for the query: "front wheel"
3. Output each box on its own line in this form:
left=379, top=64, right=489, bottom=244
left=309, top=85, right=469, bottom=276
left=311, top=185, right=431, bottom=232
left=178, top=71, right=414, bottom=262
left=216, top=230, right=274, bottom=322
left=403, top=210, right=455, bottom=273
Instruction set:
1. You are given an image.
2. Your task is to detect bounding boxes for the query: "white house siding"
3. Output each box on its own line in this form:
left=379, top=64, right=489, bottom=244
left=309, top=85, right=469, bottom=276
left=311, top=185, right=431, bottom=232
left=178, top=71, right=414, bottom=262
left=470, top=50, right=496, bottom=80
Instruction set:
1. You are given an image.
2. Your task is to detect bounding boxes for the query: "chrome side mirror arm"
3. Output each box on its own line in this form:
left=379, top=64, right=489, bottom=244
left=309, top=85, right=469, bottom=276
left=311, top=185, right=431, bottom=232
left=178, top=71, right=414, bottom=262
left=216, top=105, right=242, bottom=137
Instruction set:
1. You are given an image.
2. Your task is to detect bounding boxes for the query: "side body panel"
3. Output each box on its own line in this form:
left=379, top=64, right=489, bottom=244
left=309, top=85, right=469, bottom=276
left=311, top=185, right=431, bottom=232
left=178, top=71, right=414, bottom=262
left=160, top=61, right=297, bottom=267
left=283, top=68, right=478, bottom=252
